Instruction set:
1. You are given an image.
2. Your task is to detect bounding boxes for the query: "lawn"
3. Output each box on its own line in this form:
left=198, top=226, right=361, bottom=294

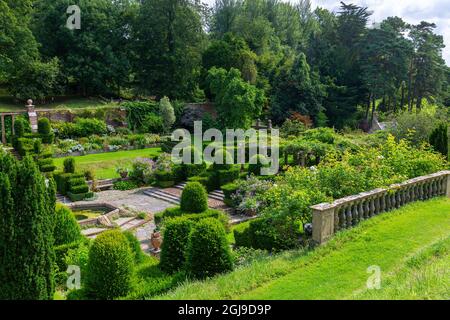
left=156, top=197, right=450, bottom=300
left=54, top=147, right=162, bottom=180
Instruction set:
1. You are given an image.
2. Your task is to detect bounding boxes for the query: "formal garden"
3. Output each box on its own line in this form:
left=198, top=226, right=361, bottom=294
left=1, top=0, right=449, bottom=302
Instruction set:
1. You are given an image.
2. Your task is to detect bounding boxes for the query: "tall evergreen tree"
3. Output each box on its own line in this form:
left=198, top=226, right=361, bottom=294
left=0, top=153, right=56, bottom=300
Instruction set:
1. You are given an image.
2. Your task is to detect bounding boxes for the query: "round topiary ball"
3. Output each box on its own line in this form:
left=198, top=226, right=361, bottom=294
left=180, top=182, right=208, bottom=213
left=185, top=218, right=233, bottom=279
left=85, top=230, right=134, bottom=300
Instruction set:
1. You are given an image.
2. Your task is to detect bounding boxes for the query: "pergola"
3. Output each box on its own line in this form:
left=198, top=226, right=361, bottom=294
left=0, top=112, right=22, bottom=145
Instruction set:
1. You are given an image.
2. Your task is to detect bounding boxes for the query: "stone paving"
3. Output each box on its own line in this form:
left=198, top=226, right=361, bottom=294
left=75, top=187, right=176, bottom=214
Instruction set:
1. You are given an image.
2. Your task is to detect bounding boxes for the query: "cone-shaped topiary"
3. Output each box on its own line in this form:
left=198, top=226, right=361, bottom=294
left=185, top=218, right=233, bottom=279
left=160, top=218, right=194, bottom=273
left=0, top=154, right=56, bottom=300
left=53, top=204, right=82, bottom=246
left=64, top=157, right=75, bottom=173
left=180, top=182, right=208, bottom=213
left=85, top=230, right=134, bottom=300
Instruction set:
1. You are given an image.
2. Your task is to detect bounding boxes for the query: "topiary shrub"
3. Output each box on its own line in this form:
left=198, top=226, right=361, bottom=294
left=38, top=118, right=51, bottom=135
left=14, top=118, right=27, bottom=138
left=218, top=166, right=240, bottom=186
left=180, top=182, right=208, bottom=213
left=159, top=218, right=194, bottom=274
left=85, top=230, right=134, bottom=300
left=221, top=182, right=238, bottom=206
left=185, top=218, right=233, bottom=279
left=38, top=118, right=54, bottom=144
left=64, top=157, right=76, bottom=174
left=123, top=231, right=144, bottom=264
left=54, top=204, right=82, bottom=246
left=212, top=148, right=234, bottom=171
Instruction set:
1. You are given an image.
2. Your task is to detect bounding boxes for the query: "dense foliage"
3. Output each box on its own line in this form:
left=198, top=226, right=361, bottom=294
left=180, top=182, right=209, bottom=213
left=0, top=152, right=56, bottom=300
left=53, top=204, right=82, bottom=246
left=85, top=230, right=134, bottom=300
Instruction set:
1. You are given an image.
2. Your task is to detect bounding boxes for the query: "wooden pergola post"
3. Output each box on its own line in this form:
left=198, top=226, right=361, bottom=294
left=1, top=115, right=5, bottom=145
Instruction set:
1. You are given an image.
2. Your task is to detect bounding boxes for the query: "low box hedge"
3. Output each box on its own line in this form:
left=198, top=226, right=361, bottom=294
left=67, top=191, right=94, bottom=202
left=70, top=184, right=89, bottom=194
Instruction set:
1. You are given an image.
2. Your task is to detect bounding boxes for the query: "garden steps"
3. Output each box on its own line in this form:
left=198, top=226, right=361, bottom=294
left=209, top=190, right=225, bottom=201
left=142, top=188, right=181, bottom=205
left=174, top=182, right=187, bottom=190
left=56, top=193, right=72, bottom=204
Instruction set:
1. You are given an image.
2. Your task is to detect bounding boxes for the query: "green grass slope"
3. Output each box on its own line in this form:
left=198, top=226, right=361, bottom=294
left=157, top=198, right=450, bottom=300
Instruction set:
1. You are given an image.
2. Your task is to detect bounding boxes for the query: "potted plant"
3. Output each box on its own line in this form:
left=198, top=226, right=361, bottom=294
left=116, top=166, right=129, bottom=179
left=151, top=227, right=162, bottom=252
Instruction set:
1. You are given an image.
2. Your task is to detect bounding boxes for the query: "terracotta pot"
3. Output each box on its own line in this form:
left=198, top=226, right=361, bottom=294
left=151, top=231, right=162, bottom=251
left=246, top=208, right=257, bottom=217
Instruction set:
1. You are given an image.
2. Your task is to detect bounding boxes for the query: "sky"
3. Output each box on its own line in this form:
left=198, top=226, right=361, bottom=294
left=203, top=0, right=450, bottom=65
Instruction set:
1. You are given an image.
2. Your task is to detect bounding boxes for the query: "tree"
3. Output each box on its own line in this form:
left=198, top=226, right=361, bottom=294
left=53, top=205, right=82, bottom=246
left=207, top=67, right=265, bottom=129
left=0, top=153, right=56, bottom=300
left=133, top=0, right=206, bottom=99
left=33, top=0, right=137, bottom=96
left=159, top=96, right=176, bottom=133
left=271, top=52, right=325, bottom=124
left=408, top=22, right=446, bottom=111
left=1, top=0, right=60, bottom=101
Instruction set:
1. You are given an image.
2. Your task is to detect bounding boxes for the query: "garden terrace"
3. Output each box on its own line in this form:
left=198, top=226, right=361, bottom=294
left=312, top=170, right=450, bottom=244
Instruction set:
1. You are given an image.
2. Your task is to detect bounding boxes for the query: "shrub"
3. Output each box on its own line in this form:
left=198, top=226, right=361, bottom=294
left=68, top=191, right=93, bottom=202
left=187, top=175, right=210, bottom=189
left=429, top=123, right=448, bottom=159
left=38, top=118, right=54, bottom=143
left=85, top=230, right=134, bottom=300
left=14, top=118, right=27, bottom=138
left=160, top=218, right=194, bottom=273
left=54, top=241, right=82, bottom=274
left=113, top=180, right=139, bottom=191
left=185, top=218, right=233, bottom=279
left=123, top=231, right=144, bottom=264
left=69, top=184, right=89, bottom=195
left=74, top=118, right=107, bottom=136
left=33, top=139, right=42, bottom=154
left=218, top=166, right=240, bottom=186
left=180, top=182, right=208, bottom=213
left=211, top=149, right=234, bottom=171
left=64, top=157, right=75, bottom=173
left=142, top=113, right=164, bottom=134
left=159, top=96, right=176, bottom=133
left=54, top=205, right=82, bottom=246
left=221, top=182, right=238, bottom=206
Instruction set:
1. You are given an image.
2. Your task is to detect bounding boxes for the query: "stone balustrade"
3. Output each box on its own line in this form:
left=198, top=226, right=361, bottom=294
left=311, top=170, right=450, bottom=244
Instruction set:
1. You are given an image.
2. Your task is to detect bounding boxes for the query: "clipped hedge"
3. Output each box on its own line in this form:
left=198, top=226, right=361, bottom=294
left=156, top=207, right=229, bottom=230
left=234, top=217, right=304, bottom=251
left=217, top=166, right=240, bottom=186
left=180, top=182, right=208, bottom=213
left=221, top=182, right=238, bottom=207
left=68, top=191, right=94, bottom=202
left=85, top=230, right=134, bottom=300
left=160, top=218, right=194, bottom=274
left=54, top=241, right=82, bottom=274
left=185, top=218, right=233, bottom=279
left=123, top=231, right=144, bottom=264
left=70, top=184, right=89, bottom=194
left=248, top=154, right=269, bottom=176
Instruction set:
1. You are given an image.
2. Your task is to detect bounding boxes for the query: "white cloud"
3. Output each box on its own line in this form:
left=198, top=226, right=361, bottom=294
left=203, top=0, right=450, bottom=65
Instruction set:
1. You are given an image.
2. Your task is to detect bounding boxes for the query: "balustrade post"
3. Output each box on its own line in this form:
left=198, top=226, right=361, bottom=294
left=312, top=204, right=335, bottom=244
left=446, top=173, right=450, bottom=198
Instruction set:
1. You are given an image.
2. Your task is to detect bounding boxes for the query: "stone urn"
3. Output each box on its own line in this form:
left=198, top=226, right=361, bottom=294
left=151, top=231, right=162, bottom=252
left=120, top=171, right=128, bottom=179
